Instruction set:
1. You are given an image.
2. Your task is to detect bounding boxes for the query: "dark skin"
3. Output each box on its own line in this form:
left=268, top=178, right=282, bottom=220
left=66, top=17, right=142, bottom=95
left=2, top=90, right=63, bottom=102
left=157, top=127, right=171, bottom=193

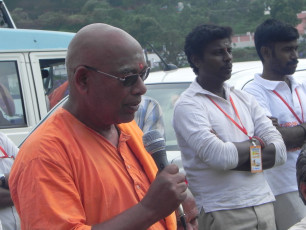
left=260, top=40, right=306, bottom=149
left=195, top=38, right=276, bottom=171
left=269, top=116, right=305, bottom=149
left=0, top=173, right=13, bottom=208
left=177, top=189, right=198, bottom=230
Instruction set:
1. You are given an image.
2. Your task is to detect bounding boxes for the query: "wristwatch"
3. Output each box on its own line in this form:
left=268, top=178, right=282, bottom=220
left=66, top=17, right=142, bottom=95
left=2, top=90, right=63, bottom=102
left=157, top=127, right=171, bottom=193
left=0, top=174, right=5, bottom=188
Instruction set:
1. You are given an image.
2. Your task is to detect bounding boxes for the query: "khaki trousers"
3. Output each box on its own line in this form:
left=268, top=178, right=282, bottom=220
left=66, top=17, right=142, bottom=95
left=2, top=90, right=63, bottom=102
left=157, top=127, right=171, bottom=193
left=198, top=202, right=276, bottom=230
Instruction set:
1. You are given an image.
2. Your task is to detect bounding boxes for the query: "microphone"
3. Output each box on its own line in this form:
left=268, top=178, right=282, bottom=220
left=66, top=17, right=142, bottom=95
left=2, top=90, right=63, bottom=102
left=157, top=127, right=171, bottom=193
left=143, top=130, right=187, bottom=230
left=142, top=129, right=168, bottom=171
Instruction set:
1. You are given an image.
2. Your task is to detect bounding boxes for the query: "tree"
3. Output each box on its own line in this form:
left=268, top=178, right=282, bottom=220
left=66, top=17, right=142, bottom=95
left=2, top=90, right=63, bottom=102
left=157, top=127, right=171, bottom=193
left=158, top=29, right=185, bottom=66
left=5, top=0, right=306, bottom=64
left=270, top=0, right=305, bottom=26
left=10, top=8, right=36, bottom=29
left=37, top=12, right=67, bottom=31
left=125, top=15, right=163, bottom=46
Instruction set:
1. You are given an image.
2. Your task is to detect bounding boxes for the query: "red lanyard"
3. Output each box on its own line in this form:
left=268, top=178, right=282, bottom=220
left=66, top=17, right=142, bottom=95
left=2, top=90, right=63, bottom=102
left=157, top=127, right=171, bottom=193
left=273, top=89, right=304, bottom=124
left=208, top=96, right=252, bottom=140
left=0, top=146, right=11, bottom=159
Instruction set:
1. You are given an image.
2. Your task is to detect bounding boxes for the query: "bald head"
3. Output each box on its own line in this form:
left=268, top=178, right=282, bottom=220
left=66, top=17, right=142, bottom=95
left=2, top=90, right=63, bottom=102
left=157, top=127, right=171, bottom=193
left=66, top=23, right=143, bottom=79
left=63, top=23, right=147, bottom=129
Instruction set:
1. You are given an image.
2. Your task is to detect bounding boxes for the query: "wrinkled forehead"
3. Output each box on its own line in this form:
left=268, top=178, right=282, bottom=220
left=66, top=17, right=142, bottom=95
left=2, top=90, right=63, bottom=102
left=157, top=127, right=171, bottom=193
left=92, top=34, right=146, bottom=73
left=78, top=28, right=146, bottom=72
left=115, top=52, right=147, bottom=73
left=70, top=24, right=143, bottom=59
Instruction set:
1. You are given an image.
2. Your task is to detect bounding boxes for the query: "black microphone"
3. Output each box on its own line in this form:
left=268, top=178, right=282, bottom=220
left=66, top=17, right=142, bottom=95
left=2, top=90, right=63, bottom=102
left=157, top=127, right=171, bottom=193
left=142, top=129, right=168, bottom=171
left=143, top=130, right=187, bottom=230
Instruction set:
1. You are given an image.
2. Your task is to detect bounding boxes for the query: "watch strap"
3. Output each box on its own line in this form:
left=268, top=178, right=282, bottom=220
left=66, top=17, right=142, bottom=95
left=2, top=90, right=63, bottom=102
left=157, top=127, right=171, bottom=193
left=0, top=174, right=5, bottom=188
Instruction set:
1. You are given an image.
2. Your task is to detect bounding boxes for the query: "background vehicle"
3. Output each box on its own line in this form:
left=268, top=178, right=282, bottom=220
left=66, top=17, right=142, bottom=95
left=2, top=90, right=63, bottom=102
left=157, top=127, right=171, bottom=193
left=0, top=26, right=74, bottom=145
left=144, top=59, right=306, bottom=165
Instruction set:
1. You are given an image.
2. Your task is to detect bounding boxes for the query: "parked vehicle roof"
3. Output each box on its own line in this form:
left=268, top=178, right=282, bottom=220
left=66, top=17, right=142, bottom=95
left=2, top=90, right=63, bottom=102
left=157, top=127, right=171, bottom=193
left=0, top=28, right=75, bottom=51
left=146, top=59, right=306, bottom=88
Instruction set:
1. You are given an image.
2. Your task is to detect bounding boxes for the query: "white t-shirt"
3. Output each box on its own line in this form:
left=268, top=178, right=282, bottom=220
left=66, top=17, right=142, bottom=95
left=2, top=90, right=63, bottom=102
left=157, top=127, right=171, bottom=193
left=173, top=80, right=286, bottom=213
left=244, top=74, right=306, bottom=195
left=0, top=132, right=20, bottom=230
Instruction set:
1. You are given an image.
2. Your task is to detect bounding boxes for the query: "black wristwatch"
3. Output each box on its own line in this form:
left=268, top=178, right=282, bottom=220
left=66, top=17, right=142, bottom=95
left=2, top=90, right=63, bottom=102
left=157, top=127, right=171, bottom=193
left=0, top=174, right=6, bottom=188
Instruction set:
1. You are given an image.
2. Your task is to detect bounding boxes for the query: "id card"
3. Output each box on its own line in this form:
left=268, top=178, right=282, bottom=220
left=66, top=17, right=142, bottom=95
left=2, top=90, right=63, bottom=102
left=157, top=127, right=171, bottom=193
left=250, top=145, right=262, bottom=173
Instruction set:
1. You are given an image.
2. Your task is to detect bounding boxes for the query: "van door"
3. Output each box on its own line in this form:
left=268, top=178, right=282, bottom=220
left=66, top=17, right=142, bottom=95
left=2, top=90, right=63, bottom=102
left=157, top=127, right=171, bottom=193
left=0, top=51, right=69, bottom=146
left=0, top=53, right=39, bottom=145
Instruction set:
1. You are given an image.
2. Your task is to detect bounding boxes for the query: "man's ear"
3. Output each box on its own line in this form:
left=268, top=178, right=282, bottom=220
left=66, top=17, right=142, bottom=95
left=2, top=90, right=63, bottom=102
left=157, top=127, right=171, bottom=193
left=74, top=67, right=89, bottom=95
left=260, top=46, right=271, bottom=61
left=191, top=55, right=201, bottom=68
left=300, top=183, right=306, bottom=200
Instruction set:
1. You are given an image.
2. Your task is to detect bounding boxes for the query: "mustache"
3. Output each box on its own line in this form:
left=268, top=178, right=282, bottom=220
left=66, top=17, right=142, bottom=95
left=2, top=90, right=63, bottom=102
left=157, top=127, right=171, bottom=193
left=287, top=59, right=298, bottom=65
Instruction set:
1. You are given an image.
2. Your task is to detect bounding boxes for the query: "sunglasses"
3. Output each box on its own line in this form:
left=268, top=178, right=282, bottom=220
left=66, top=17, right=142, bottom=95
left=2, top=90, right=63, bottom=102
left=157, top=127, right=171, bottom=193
left=84, top=65, right=150, bottom=87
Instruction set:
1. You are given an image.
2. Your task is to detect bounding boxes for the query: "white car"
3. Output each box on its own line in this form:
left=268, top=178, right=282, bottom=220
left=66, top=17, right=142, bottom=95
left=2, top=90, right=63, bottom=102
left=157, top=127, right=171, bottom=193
left=144, top=59, right=306, bottom=167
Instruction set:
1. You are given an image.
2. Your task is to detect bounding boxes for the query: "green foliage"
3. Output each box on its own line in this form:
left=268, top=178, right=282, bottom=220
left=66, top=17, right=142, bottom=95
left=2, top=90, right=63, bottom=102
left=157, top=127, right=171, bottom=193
left=6, top=0, right=306, bottom=66
left=270, top=0, right=306, bottom=26
left=10, top=8, right=36, bottom=28
left=125, top=15, right=162, bottom=45
left=37, top=12, right=67, bottom=31
left=232, top=47, right=259, bottom=62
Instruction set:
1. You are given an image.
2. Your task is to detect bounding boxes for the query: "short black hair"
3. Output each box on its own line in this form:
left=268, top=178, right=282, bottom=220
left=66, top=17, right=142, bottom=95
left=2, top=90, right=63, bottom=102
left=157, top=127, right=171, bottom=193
left=296, top=144, right=306, bottom=205
left=254, top=19, right=299, bottom=62
left=184, top=24, right=233, bottom=75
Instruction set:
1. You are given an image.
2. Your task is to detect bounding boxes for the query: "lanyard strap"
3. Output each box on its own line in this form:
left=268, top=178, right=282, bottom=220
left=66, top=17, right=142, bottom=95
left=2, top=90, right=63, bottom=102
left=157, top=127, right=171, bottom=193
left=0, top=146, right=10, bottom=158
left=207, top=96, right=252, bottom=140
left=273, top=89, right=304, bottom=124
left=295, top=89, right=304, bottom=123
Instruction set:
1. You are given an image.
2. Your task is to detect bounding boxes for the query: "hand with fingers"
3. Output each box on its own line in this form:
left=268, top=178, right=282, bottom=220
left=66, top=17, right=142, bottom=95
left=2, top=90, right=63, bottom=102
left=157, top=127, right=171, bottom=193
left=140, top=164, right=188, bottom=221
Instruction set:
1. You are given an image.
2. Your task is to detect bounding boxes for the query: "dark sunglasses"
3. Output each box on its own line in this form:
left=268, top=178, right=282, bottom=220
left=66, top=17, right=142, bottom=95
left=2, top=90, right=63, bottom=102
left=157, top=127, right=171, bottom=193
left=84, top=65, right=150, bottom=87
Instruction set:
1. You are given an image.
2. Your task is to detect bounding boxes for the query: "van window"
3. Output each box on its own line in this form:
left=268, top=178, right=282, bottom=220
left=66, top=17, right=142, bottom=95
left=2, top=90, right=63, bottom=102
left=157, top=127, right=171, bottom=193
left=40, top=58, right=69, bottom=110
left=0, top=61, right=26, bottom=128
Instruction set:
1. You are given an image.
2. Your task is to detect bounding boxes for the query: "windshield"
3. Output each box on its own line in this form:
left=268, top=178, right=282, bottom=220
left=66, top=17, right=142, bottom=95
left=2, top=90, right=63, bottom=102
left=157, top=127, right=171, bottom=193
left=145, top=82, right=191, bottom=151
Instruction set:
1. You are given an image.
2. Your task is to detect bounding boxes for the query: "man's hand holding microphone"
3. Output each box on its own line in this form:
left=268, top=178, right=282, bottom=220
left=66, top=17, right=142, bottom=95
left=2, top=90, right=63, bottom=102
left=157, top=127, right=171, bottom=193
left=141, top=130, right=188, bottom=229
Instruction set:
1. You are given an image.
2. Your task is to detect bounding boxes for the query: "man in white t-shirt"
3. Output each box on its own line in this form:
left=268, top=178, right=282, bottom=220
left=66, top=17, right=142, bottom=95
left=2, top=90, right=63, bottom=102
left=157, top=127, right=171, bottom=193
left=173, top=23, right=286, bottom=230
left=0, top=132, right=20, bottom=230
left=243, top=19, right=306, bottom=230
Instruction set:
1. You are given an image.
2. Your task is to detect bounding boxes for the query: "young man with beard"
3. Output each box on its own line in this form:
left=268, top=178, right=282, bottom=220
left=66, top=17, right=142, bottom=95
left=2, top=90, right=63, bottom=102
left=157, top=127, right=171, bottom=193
left=243, top=19, right=306, bottom=230
left=173, top=24, right=286, bottom=230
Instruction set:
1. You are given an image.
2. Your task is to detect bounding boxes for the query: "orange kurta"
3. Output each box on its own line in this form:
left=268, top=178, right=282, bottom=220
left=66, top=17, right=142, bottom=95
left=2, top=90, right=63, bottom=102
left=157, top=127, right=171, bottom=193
left=9, top=108, right=176, bottom=230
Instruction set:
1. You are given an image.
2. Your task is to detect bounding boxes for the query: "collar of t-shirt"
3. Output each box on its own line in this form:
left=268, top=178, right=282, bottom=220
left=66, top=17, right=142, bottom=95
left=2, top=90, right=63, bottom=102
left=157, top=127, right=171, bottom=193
left=254, top=73, right=300, bottom=91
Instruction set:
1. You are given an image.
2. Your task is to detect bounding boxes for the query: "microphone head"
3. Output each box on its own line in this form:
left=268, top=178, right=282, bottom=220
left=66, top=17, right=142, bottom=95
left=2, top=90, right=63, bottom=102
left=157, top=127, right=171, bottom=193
left=142, top=130, right=166, bottom=154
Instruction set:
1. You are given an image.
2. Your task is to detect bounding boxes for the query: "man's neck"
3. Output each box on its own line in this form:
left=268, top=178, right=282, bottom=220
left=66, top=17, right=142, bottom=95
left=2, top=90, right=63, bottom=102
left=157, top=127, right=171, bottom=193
left=197, top=77, right=225, bottom=99
left=63, top=99, right=120, bottom=146
left=261, top=69, right=291, bottom=89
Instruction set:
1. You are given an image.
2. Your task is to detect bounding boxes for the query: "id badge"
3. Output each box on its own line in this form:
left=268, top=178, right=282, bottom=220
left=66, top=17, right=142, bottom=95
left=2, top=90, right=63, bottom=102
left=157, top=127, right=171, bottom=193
left=250, top=141, right=262, bottom=173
